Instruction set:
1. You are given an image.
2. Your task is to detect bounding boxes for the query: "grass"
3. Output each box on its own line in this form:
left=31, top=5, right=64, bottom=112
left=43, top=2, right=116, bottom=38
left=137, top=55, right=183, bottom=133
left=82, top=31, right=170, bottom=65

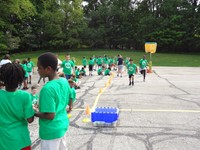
left=5, top=49, right=200, bottom=67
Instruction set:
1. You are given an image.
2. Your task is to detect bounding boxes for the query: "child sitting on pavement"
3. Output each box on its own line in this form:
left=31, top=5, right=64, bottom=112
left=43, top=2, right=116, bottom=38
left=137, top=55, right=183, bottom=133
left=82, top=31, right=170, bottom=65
left=97, top=66, right=105, bottom=75
left=71, top=74, right=81, bottom=89
left=80, top=67, right=86, bottom=76
left=104, top=67, right=111, bottom=76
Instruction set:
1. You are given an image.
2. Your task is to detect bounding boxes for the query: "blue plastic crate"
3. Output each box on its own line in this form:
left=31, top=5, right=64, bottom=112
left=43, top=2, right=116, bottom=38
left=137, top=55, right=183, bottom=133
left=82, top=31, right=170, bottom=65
left=91, top=107, right=119, bottom=123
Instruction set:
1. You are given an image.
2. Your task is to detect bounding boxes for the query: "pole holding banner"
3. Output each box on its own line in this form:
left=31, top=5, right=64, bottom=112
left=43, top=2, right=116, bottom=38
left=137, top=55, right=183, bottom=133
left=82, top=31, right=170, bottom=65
left=145, top=42, right=157, bottom=73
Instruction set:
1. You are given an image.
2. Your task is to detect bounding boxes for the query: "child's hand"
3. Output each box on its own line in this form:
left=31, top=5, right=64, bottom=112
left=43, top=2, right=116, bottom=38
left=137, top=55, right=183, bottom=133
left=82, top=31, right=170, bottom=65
left=33, top=104, right=39, bottom=112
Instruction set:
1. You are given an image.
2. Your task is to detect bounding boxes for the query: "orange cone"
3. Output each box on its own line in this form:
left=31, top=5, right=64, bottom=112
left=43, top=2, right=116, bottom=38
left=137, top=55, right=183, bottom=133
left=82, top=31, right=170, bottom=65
left=85, top=105, right=91, bottom=115
left=82, top=105, right=91, bottom=123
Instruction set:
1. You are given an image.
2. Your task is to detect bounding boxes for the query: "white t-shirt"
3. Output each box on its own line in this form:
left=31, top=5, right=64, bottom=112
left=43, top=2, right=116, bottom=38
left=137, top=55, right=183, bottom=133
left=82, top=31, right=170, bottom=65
left=0, top=59, right=11, bottom=67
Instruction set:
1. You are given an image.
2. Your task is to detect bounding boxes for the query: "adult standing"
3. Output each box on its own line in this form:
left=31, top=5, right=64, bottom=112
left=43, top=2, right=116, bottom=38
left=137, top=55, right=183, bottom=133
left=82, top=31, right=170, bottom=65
left=0, top=54, right=11, bottom=67
left=117, top=54, right=124, bottom=77
left=61, top=54, right=75, bottom=80
left=139, top=55, right=148, bottom=82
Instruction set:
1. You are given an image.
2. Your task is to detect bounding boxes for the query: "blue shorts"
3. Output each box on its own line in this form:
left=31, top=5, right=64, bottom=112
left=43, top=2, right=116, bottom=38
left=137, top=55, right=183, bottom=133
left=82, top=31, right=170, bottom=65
left=65, top=74, right=71, bottom=80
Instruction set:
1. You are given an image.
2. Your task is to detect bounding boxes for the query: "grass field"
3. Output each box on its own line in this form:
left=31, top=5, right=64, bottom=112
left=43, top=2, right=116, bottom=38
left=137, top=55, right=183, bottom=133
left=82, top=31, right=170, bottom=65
left=6, top=49, right=200, bottom=67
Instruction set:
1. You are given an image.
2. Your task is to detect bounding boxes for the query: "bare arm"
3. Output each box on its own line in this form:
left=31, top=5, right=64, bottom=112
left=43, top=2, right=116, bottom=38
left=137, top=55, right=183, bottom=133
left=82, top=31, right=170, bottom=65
left=67, top=99, right=73, bottom=113
left=34, top=112, right=55, bottom=120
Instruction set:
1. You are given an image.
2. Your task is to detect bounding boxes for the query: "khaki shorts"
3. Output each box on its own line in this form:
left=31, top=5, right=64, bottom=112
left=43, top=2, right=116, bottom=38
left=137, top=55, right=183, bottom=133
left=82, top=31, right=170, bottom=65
left=41, top=134, right=67, bottom=150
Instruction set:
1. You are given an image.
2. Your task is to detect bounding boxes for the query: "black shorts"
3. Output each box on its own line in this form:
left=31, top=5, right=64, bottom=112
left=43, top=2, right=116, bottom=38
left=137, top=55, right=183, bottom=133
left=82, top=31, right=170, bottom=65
left=129, top=74, right=134, bottom=78
left=89, top=65, right=93, bottom=71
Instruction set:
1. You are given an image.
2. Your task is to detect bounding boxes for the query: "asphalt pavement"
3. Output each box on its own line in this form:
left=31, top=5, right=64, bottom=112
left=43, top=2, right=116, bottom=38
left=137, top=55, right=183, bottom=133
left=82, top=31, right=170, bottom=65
left=29, top=66, right=200, bottom=150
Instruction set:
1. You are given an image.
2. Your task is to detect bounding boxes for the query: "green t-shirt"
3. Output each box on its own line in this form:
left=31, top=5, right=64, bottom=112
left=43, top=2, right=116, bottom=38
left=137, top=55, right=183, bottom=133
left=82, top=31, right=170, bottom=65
left=62, top=60, right=74, bottom=75
left=109, top=58, right=114, bottom=65
left=139, top=59, right=148, bottom=69
left=39, top=77, right=71, bottom=140
left=97, top=68, right=102, bottom=75
left=72, top=78, right=78, bottom=83
left=92, top=58, right=96, bottom=64
left=82, top=58, right=87, bottom=66
left=31, top=94, right=39, bottom=105
left=127, top=63, right=137, bottom=75
left=125, top=59, right=129, bottom=66
left=0, top=90, right=34, bottom=150
left=103, top=57, right=108, bottom=64
left=26, top=61, right=34, bottom=72
left=97, top=58, right=102, bottom=65
left=75, top=69, right=80, bottom=77
left=80, top=69, right=86, bottom=74
left=89, top=60, right=94, bottom=65
left=70, top=87, right=76, bottom=103
left=104, top=69, right=110, bottom=75
left=22, top=64, right=29, bottom=77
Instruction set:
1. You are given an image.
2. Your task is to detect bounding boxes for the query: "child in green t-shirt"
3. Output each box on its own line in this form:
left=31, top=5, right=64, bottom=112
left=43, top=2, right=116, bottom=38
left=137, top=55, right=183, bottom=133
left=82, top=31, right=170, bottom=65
left=104, top=67, right=111, bottom=76
left=139, top=55, right=148, bottom=82
left=31, top=85, right=39, bottom=108
left=21, top=59, right=29, bottom=90
left=82, top=56, right=87, bottom=68
left=27, top=57, right=35, bottom=84
left=61, top=54, right=75, bottom=80
left=80, top=67, right=86, bottom=76
left=0, top=63, right=34, bottom=150
left=75, top=66, right=81, bottom=78
left=127, top=59, right=137, bottom=86
left=71, top=74, right=81, bottom=89
left=34, top=52, right=72, bottom=150
left=88, top=57, right=94, bottom=76
left=68, top=79, right=76, bottom=103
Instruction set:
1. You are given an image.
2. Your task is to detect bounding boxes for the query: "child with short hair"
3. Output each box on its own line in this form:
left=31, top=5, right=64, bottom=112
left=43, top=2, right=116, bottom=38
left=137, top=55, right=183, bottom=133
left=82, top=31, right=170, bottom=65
left=31, top=84, right=39, bottom=107
left=0, top=63, right=34, bottom=150
left=61, top=54, right=75, bottom=80
left=97, top=66, right=105, bottom=75
left=88, top=57, right=94, bottom=76
left=82, top=56, right=87, bottom=68
left=68, top=79, right=76, bottom=103
left=34, top=52, right=72, bottom=150
left=104, top=67, right=111, bottom=76
left=139, top=55, right=148, bottom=82
left=26, top=57, right=35, bottom=84
left=71, top=74, right=81, bottom=89
left=127, top=59, right=137, bottom=86
left=80, top=67, right=86, bottom=76
left=75, top=66, right=80, bottom=78
left=21, top=59, right=29, bottom=90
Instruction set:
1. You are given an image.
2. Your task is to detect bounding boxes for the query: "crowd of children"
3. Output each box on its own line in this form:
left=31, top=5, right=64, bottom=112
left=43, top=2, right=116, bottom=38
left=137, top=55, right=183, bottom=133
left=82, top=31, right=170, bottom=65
left=0, top=52, right=148, bottom=150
